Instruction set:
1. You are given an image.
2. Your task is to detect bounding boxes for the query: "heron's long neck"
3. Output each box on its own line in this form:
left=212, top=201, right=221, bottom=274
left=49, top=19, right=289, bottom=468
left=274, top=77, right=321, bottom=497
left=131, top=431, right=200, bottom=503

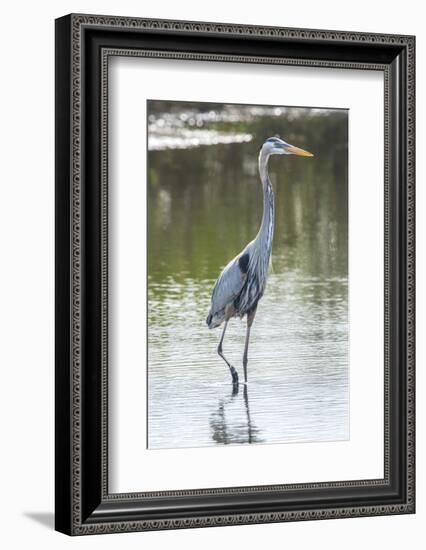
left=256, top=150, right=275, bottom=252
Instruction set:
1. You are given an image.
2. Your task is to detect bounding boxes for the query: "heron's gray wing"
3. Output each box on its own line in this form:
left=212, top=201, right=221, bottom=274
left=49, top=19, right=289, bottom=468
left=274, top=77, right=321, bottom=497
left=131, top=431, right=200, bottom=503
left=210, top=255, right=247, bottom=315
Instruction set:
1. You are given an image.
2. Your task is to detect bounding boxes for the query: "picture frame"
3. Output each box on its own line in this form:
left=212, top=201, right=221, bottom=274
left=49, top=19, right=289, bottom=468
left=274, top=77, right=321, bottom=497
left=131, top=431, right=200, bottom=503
left=55, top=13, right=415, bottom=535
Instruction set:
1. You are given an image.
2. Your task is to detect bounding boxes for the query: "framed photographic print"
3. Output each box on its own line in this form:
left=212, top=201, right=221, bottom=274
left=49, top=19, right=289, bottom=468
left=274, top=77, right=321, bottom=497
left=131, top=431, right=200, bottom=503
left=55, top=14, right=415, bottom=535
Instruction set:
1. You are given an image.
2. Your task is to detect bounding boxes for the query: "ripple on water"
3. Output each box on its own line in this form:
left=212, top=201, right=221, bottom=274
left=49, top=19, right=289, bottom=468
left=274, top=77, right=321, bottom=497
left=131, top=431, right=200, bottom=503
left=148, top=272, right=349, bottom=450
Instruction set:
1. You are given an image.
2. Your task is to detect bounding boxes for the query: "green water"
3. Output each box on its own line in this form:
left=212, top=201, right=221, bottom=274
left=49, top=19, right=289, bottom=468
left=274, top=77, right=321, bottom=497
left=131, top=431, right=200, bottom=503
left=147, top=103, right=349, bottom=449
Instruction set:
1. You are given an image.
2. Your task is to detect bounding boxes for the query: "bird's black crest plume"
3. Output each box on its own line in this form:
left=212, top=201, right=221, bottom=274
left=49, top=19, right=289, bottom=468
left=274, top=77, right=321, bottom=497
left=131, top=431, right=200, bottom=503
left=265, top=135, right=281, bottom=143
left=259, top=136, right=281, bottom=153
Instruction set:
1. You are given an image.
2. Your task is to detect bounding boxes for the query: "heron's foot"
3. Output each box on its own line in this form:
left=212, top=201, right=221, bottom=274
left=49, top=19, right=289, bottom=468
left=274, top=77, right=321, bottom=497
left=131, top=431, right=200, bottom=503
left=230, top=366, right=239, bottom=385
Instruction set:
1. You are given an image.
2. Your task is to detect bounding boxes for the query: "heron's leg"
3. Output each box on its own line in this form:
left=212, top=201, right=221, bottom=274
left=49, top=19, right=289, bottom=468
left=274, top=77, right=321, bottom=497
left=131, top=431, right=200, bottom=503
left=243, top=307, right=257, bottom=384
left=218, top=321, right=238, bottom=385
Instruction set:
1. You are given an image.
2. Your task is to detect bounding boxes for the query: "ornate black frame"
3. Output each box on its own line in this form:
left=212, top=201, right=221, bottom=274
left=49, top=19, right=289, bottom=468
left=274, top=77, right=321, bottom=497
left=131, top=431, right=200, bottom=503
left=55, top=13, right=415, bottom=535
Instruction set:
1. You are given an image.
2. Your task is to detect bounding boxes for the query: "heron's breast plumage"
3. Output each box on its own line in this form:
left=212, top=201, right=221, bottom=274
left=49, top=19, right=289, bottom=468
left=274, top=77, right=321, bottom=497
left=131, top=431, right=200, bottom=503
left=233, top=241, right=272, bottom=316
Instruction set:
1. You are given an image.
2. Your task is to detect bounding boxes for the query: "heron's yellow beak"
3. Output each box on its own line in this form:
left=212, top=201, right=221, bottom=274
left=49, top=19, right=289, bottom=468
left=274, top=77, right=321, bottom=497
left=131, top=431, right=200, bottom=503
left=286, top=145, right=314, bottom=157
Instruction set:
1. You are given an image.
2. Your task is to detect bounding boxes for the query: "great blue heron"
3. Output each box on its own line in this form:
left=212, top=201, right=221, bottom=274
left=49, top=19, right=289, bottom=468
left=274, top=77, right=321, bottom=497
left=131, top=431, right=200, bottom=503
left=206, top=136, right=313, bottom=385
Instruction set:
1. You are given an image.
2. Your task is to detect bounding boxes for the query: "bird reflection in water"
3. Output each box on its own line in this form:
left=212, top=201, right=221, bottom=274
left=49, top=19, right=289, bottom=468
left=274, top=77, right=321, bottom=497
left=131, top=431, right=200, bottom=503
left=210, top=384, right=262, bottom=445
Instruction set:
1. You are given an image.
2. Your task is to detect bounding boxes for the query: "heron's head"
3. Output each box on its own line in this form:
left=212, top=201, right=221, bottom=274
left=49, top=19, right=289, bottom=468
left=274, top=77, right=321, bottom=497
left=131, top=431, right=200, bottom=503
left=262, top=136, right=313, bottom=157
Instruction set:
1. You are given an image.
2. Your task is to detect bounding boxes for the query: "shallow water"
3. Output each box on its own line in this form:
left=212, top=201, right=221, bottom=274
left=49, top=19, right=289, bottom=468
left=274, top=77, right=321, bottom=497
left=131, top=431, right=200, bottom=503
left=147, top=103, right=349, bottom=450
